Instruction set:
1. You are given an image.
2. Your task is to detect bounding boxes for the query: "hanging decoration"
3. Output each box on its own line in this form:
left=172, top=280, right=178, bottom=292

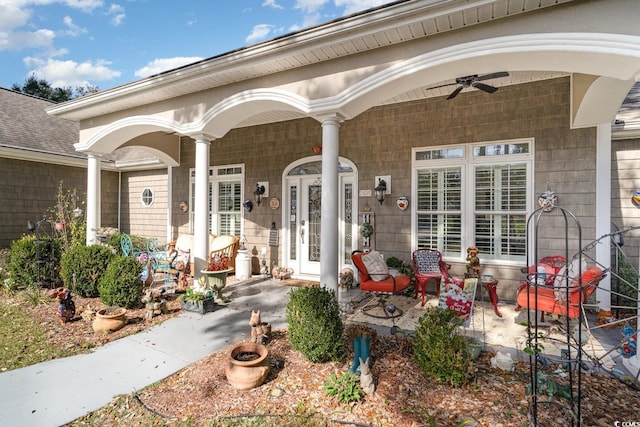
left=396, top=196, right=409, bottom=211
left=537, top=184, right=557, bottom=212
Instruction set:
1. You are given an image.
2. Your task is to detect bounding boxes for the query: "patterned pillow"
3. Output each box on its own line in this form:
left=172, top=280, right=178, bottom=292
left=415, top=251, right=440, bottom=273
left=361, top=251, right=389, bottom=281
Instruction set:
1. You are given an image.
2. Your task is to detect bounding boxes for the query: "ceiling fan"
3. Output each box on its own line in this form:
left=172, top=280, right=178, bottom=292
left=430, top=71, right=509, bottom=99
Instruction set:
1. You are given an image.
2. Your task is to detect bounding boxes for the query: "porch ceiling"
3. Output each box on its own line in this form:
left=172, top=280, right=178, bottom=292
left=237, top=70, right=569, bottom=128
left=48, top=0, right=575, bottom=122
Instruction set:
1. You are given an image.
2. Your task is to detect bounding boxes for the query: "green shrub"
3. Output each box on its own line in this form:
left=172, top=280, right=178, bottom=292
left=413, top=307, right=475, bottom=387
left=98, top=256, right=144, bottom=308
left=286, top=286, right=344, bottom=363
left=616, top=254, right=638, bottom=310
left=60, top=245, right=114, bottom=297
left=324, top=372, right=364, bottom=403
left=8, top=234, right=60, bottom=287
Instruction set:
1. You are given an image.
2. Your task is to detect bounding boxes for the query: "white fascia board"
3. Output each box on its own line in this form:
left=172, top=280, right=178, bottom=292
left=0, top=146, right=118, bottom=170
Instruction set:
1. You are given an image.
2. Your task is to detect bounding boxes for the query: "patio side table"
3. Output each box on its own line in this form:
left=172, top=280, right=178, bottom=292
left=481, top=278, right=502, bottom=317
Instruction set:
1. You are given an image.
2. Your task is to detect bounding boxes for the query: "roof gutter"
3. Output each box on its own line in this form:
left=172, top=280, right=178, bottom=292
left=612, top=120, right=640, bottom=140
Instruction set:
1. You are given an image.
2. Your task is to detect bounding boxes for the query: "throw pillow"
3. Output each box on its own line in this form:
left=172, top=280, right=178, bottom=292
left=415, top=251, right=441, bottom=273
left=361, top=251, right=389, bottom=281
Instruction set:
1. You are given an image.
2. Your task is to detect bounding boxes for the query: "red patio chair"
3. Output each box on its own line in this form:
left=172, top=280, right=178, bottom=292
left=351, top=250, right=411, bottom=318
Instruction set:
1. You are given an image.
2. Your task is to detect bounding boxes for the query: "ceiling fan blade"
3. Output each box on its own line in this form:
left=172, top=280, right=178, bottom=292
left=476, top=71, right=509, bottom=81
left=473, top=82, right=498, bottom=94
left=427, top=81, right=457, bottom=90
left=447, top=85, right=464, bottom=99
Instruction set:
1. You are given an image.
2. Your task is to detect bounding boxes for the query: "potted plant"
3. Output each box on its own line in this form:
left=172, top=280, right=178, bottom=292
left=385, top=256, right=404, bottom=276
left=179, top=280, right=216, bottom=314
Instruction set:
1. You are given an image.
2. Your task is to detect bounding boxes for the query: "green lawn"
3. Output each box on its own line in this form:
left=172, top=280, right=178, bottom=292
left=0, top=299, right=78, bottom=371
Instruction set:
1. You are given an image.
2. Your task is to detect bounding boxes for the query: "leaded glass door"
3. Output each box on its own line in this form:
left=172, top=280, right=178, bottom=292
left=300, top=177, right=322, bottom=275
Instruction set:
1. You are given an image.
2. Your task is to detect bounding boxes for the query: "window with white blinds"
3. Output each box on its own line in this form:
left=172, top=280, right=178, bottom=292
left=189, top=165, right=244, bottom=236
left=413, top=140, right=532, bottom=263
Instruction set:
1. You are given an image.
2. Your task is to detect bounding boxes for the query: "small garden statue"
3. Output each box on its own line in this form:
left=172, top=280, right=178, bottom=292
left=527, top=371, right=573, bottom=402
left=465, top=246, right=480, bottom=278
left=359, top=357, right=375, bottom=394
left=338, top=267, right=354, bottom=289
left=55, top=288, right=76, bottom=324
left=249, top=310, right=271, bottom=344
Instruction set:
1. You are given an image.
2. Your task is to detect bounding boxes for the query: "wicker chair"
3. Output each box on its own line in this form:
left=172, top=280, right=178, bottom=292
left=208, top=235, right=240, bottom=271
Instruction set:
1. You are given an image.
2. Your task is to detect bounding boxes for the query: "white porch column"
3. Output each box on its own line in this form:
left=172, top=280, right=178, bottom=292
left=595, top=122, right=612, bottom=310
left=193, top=135, right=212, bottom=276
left=86, top=153, right=101, bottom=245
left=320, top=115, right=341, bottom=295
left=166, top=166, right=173, bottom=244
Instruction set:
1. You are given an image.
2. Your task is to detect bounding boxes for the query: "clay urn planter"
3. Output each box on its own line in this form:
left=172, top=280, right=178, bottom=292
left=92, top=307, right=127, bottom=333
left=225, top=342, right=270, bottom=391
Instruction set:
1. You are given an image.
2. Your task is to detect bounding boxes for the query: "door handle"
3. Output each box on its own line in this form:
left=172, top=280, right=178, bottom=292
left=300, top=220, right=305, bottom=244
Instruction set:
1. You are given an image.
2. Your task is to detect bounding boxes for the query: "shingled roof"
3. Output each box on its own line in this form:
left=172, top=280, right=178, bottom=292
left=0, top=87, right=84, bottom=160
left=616, top=81, right=640, bottom=124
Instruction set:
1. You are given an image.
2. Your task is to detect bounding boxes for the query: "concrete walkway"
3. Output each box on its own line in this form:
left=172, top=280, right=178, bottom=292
left=0, top=278, right=293, bottom=427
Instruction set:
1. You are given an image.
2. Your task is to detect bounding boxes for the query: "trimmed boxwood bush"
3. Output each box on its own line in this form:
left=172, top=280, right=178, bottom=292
left=98, top=255, right=144, bottom=308
left=60, top=245, right=115, bottom=297
left=286, top=286, right=344, bottom=363
left=8, top=235, right=60, bottom=288
left=413, top=306, right=475, bottom=387
left=8, top=235, right=38, bottom=288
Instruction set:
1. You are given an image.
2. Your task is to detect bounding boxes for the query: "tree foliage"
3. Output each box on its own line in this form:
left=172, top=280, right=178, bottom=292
left=11, top=73, right=99, bottom=102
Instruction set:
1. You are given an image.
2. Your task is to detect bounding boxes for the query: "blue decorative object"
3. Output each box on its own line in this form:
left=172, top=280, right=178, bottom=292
left=243, top=200, right=253, bottom=212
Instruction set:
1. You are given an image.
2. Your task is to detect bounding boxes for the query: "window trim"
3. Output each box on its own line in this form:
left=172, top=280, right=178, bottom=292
left=412, top=138, right=534, bottom=266
left=188, top=164, right=245, bottom=235
left=141, top=188, right=154, bottom=207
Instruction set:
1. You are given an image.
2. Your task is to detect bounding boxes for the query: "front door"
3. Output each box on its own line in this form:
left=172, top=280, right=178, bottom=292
left=283, top=158, right=357, bottom=279
left=300, top=177, right=322, bottom=275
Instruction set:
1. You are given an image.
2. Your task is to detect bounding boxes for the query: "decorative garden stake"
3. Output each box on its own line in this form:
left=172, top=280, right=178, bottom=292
left=347, top=325, right=374, bottom=375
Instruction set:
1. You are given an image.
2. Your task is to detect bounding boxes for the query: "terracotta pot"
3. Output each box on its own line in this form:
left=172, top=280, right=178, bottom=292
left=92, top=307, right=127, bottom=333
left=225, top=342, right=270, bottom=391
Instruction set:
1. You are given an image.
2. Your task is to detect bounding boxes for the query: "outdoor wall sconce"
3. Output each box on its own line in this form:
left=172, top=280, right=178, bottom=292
left=254, top=184, right=266, bottom=206
left=375, top=178, right=387, bottom=205
left=27, top=220, right=36, bottom=232
left=73, top=207, right=84, bottom=218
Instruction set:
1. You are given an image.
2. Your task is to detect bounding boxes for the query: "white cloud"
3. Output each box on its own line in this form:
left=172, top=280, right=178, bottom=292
left=63, top=0, right=104, bottom=13
left=293, top=0, right=329, bottom=13
left=62, top=15, right=88, bottom=36
left=107, top=4, right=125, bottom=26
left=23, top=56, right=121, bottom=87
left=262, top=0, right=284, bottom=9
left=134, top=57, right=204, bottom=78
left=288, top=1, right=390, bottom=34
left=335, top=0, right=389, bottom=16
left=0, top=28, right=56, bottom=51
left=0, top=2, right=31, bottom=31
left=245, top=24, right=275, bottom=44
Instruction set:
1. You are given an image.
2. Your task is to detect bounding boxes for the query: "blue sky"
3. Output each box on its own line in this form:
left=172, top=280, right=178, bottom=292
left=0, top=0, right=393, bottom=91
